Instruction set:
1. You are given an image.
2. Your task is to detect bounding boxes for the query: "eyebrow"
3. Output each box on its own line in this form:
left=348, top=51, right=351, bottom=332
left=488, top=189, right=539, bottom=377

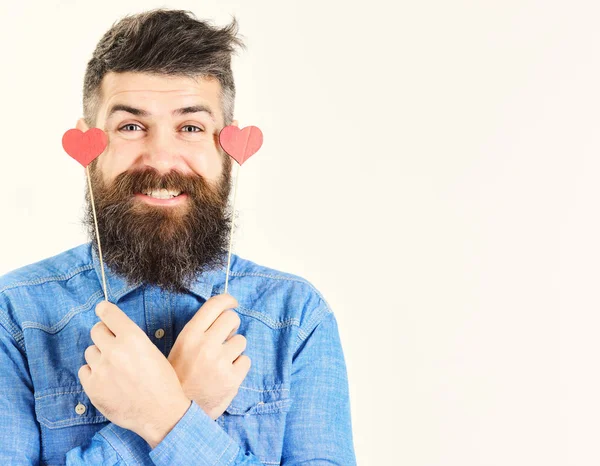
left=106, top=104, right=216, bottom=123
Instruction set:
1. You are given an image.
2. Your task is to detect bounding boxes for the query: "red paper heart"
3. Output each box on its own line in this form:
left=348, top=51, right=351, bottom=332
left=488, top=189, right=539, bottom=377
left=62, top=128, right=108, bottom=168
left=219, top=125, right=263, bottom=166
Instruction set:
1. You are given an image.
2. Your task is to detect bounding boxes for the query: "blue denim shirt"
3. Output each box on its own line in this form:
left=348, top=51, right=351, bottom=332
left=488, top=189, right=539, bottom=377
left=0, top=242, right=356, bottom=465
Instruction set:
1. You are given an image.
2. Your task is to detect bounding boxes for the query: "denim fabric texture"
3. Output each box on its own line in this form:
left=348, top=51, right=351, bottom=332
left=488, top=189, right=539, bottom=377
left=0, top=242, right=356, bottom=465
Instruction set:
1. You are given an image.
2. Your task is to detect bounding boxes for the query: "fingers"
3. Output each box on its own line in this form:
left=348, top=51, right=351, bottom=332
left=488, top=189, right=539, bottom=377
left=206, top=310, right=241, bottom=343
left=232, top=354, right=251, bottom=379
left=78, top=364, right=91, bottom=384
left=95, top=301, right=139, bottom=337
left=90, top=321, right=115, bottom=352
left=84, top=345, right=101, bottom=370
left=222, top=334, right=247, bottom=362
left=185, top=294, right=238, bottom=336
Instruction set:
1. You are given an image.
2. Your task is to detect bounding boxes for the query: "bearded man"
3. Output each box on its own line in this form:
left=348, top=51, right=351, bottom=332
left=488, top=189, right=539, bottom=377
left=0, top=7, right=355, bottom=466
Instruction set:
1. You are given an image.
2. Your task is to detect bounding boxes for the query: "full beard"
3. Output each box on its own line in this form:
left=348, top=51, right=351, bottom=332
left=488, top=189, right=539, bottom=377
left=83, top=160, right=232, bottom=294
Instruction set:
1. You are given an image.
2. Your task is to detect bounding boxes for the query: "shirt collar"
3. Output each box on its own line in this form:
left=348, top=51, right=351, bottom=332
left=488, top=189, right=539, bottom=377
left=88, top=242, right=228, bottom=302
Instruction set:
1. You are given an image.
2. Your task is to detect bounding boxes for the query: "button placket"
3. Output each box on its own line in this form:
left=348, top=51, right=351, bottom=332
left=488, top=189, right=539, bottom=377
left=145, top=286, right=171, bottom=354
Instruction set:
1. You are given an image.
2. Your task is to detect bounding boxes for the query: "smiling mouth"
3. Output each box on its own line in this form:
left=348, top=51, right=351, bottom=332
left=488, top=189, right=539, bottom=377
left=139, top=189, right=184, bottom=199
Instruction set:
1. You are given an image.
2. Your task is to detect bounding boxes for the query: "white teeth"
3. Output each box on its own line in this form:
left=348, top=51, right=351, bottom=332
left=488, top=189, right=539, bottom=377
left=143, top=189, right=182, bottom=199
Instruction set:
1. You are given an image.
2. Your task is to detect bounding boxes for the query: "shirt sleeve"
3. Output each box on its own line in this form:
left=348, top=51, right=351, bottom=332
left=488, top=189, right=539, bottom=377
left=71, top=399, right=271, bottom=465
left=281, top=309, right=357, bottom=465
left=0, top=313, right=41, bottom=464
left=64, top=423, right=152, bottom=464
left=148, top=399, right=267, bottom=465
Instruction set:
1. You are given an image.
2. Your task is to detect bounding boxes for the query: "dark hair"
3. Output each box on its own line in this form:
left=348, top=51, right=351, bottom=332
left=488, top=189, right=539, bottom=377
left=82, top=8, right=246, bottom=127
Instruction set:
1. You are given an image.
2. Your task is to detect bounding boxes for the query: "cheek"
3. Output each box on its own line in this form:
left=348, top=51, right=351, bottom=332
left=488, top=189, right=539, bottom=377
left=186, top=148, right=224, bottom=180
left=98, top=146, right=136, bottom=181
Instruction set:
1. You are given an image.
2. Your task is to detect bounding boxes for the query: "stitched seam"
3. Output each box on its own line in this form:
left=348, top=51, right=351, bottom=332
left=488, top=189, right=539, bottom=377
left=238, top=386, right=289, bottom=393
left=107, top=424, right=137, bottom=465
left=298, top=305, right=333, bottom=342
left=111, top=281, right=143, bottom=301
left=39, top=419, right=46, bottom=462
left=226, top=399, right=292, bottom=415
left=235, top=305, right=299, bottom=330
left=0, top=307, right=25, bottom=353
left=219, top=271, right=331, bottom=310
left=35, top=388, right=88, bottom=400
left=0, top=265, right=95, bottom=294
left=38, top=415, right=107, bottom=429
left=14, top=330, right=25, bottom=351
left=224, top=442, right=241, bottom=466
left=215, top=438, right=234, bottom=465
left=0, top=308, right=20, bottom=336
left=153, top=400, right=195, bottom=461
left=98, top=428, right=130, bottom=466
left=167, top=292, right=174, bottom=355
left=22, top=290, right=103, bottom=334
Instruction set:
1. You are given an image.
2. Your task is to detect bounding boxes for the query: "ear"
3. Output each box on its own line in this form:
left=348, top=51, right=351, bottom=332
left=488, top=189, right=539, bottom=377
left=231, top=119, right=239, bottom=127
left=75, top=118, right=90, bottom=132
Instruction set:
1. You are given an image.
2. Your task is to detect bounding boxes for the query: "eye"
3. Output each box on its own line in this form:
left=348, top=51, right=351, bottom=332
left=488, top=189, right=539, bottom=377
left=119, top=123, right=143, bottom=132
left=181, top=125, right=203, bottom=133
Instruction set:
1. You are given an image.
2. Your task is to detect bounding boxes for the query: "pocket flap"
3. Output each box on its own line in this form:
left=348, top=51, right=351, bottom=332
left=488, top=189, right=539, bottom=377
left=224, top=386, right=292, bottom=416
left=34, top=386, right=107, bottom=429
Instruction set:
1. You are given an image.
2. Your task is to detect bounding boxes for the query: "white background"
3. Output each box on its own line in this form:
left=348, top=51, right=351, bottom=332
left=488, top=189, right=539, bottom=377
left=1, top=1, right=600, bottom=464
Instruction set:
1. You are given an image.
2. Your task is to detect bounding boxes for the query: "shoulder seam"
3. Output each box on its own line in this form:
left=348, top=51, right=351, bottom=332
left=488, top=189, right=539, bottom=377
left=0, top=264, right=95, bottom=294
left=0, top=307, right=26, bottom=353
left=297, top=302, right=334, bottom=342
left=228, top=271, right=330, bottom=307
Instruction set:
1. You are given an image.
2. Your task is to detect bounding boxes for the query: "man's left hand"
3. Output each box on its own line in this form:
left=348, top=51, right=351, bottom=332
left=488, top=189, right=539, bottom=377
left=78, top=300, right=191, bottom=449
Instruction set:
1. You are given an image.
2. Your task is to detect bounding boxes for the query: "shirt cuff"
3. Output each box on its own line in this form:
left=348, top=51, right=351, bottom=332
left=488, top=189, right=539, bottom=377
left=94, top=422, right=152, bottom=463
left=149, top=400, right=240, bottom=466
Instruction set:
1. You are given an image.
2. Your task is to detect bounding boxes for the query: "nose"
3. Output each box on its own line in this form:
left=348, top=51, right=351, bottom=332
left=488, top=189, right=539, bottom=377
left=142, top=127, right=179, bottom=174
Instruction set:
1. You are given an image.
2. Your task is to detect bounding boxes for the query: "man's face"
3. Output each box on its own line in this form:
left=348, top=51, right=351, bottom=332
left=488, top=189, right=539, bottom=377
left=78, top=71, right=236, bottom=292
left=82, top=71, right=234, bottom=197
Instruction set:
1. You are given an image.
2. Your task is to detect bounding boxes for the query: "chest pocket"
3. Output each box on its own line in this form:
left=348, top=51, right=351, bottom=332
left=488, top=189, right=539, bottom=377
left=34, top=386, right=108, bottom=465
left=217, top=386, right=292, bottom=464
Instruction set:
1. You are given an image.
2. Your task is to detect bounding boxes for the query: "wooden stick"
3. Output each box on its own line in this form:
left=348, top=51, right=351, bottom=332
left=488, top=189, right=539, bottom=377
left=86, top=165, right=108, bottom=302
left=224, top=163, right=240, bottom=295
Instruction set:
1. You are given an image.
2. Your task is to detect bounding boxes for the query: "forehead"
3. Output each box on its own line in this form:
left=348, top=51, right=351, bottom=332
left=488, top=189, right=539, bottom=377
left=98, top=71, right=223, bottom=123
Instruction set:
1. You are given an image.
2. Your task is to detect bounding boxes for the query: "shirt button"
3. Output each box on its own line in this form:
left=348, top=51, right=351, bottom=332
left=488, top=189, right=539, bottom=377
left=155, top=328, right=165, bottom=339
left=75, top=403, right=86, bottom=415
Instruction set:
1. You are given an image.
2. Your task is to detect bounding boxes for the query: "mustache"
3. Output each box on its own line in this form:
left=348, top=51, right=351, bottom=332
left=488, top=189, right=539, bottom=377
left=114, top=167, right=205, bottom=194
left=94, top=166, right=223, bottom=203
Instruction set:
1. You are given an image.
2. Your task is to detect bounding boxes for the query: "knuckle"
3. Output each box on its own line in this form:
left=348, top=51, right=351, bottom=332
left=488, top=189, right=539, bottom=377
left=202, top=344, right=218, bottom=361
left=224, top=310, right=241, bottom=326
left=221, top=292, right=239, bottom=309
left=239, top=354, right=251, bottom=369
left=95, top=301, right=109, bottom=315
left=90, top=321, right=103, bottom=334
left=110, top=346, right=127, bottom=364
left=78, top=364, right=88, bottom=378
left=236, top=334, right=247, bottom=350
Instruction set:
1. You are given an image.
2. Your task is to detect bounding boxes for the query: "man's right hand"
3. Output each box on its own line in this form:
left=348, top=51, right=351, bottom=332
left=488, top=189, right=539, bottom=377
left=167, top=293, right=251, bottom=420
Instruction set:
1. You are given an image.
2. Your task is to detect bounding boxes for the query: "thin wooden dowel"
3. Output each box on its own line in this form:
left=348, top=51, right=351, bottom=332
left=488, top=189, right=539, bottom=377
left=86, top=165, right=108, bottom=302
left=224, top=163, right=240, bottom=295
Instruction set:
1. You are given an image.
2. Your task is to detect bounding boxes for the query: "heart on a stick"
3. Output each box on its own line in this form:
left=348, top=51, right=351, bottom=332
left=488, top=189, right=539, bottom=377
left=62, top=128, right=108, bottom=168
left=219, top=125, right=263, bottom=166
